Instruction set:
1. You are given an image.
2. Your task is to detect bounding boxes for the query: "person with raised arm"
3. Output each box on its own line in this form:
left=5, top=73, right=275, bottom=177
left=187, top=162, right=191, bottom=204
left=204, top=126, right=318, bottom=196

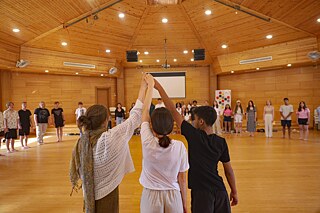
left=154, top=79, right=238, bottom=213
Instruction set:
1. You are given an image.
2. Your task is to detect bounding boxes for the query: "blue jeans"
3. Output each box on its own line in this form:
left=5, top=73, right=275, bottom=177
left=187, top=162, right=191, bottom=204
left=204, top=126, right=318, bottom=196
left=116, top=117, right=124, bottom=126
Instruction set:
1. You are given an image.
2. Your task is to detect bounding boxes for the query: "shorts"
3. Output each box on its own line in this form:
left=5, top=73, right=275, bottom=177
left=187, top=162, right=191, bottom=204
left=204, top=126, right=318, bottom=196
left=224, top=116, right=232, bottom=122
left=191, top=189, right=231, bottom=213
left=234, top=114, right=243, bottom=123
left=298, top=118, right=308, bottom=125
left=5, top=129, right=17, bottom=139
left=281, top=120, right=292, bottom=127
left=0, top=131, right=4, bottom=137
left=55, top=120, right=64, bottom=128
left=19, top=128, right=30, bottom=136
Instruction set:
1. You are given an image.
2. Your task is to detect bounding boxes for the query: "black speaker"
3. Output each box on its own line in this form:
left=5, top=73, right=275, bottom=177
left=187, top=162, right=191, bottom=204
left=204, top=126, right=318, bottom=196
left=126, top=50, right=138, bottom=62
left=194, top=49, right=205, bottom=61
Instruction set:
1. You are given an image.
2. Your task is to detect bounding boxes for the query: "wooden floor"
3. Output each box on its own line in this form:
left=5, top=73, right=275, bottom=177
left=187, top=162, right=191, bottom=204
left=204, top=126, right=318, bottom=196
left=1, top=127, right=320, bottom=213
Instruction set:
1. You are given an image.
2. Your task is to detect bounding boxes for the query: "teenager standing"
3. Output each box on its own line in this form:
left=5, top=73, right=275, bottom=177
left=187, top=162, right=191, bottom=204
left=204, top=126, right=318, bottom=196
left=4, top=102, right=20, bottom=153
left=51, top=101, right=65, bottom=142
left=263, top=100, right=274, bottom=138
left=34, top=101, right=50, bottom=145
left=246, top=100, right=257, bottom=137
left=280, top=98, right=294, bottom=139
left=75, top=102, right=86, bottom=136
left=296, top=101, right=310, bottom=141
left=18, top=102, right=32, bottom=149
left=234, top=100, right=243, bottom=135
left=115, top=103, right=125, bottom=126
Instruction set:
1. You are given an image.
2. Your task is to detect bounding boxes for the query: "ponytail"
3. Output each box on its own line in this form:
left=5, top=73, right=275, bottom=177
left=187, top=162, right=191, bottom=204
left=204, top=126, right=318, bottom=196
left=158, top=135, right=171, bottom=148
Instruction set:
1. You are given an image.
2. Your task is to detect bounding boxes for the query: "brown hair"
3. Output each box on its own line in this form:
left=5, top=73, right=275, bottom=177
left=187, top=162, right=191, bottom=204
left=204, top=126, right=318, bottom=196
left=151, top=108, right=173, bottom=148
left=77, top=105, right=108, bottom=131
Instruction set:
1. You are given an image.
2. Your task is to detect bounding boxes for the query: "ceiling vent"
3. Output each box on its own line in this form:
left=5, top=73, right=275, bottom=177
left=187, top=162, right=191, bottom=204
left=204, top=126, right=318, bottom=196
left=239, top=56, right=272, bottom=65
left=63, top=62, right=96, bottom=69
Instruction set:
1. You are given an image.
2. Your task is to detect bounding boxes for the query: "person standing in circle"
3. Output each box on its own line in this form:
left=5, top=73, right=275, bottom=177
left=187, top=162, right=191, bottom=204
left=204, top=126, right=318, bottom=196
left=280, top=98, right=294, bottom=139
left=4, top=102, right=20, bottom=153
left=234, top=100, right=243, bottom=136
left=34, top=101, right=50, bottom=145
left=296, top=101, right=310, bottom=141
left=263, top=100, right=274, bottom=138
left=212, top=100, right=222, bottom=135
left=75, top=102, right=86, bottom=136
left=115, top=103, right=125, bottom=126
left=51, top=101, right=65, bottom=142
left=246, top=100, right=257, bottom=137
left=18, top=102, right=32, bottom=149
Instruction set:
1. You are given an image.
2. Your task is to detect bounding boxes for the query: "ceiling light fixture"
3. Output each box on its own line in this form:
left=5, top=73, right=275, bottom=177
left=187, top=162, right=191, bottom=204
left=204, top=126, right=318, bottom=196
left=12, top=28, right=20, bottom=32
left=174, top=59, right=177, bottom=62
left=190, top=58, right=194, bottom=61
left=139, top=60, right=143, bottom=63
left=75, top=72, right=79, bottom=75
left=101, top=74, right=104, bottom=76
left=162, top=18, right=168, bottom=23
left=266, top=34, right=273, bottom=39
left=221, top=44, right=228, bottom=49
left=119, top=13, right=125, bottom=18
left=256, top=67, right=260, bottom=70
left=287, top=63, right=292, bottom=67
left=106, top=49, right=111, bottom=53
left=156, top=59, right=160, bottom=62
left=45, top=70, right=49, bottom=73
left=183, top=50, right=188, bottom=54
left=61, top=42, right=68, bottom=46
left=144, top=51, right=149, bottom=55
left=231, top=70, right=234, bottom=73
left=317, top=18, right=320, bottom=23
left=205, top=10, right=212, bottom=15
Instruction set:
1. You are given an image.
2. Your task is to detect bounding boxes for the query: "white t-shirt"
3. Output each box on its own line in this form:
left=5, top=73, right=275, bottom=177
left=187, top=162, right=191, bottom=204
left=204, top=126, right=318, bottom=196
left=184, top=113, right=191, bottom=121
left=280, top=105, right=294, bottom=120
left=176, top=108, right=182, bottom=115
left=75, top=107, right=87, bottom=120
left=155, top=103, right=165, bottom=109
left=140, top=122, right=189, bottom=191
left=214, top=106, right=222, bottom=116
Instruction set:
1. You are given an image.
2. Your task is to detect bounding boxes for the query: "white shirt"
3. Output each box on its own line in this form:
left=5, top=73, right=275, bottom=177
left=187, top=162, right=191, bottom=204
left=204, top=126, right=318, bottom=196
left=93, top=99, right=143, bottom=200
left=280, top=105, right=294, bottom=120
left=3, top=109, right=19, bottom=129
left=75, top=107, right=87, bottom=120
left=155, top=103, right=165, bottom=109
left=139, top=122, right=189, bottom=191
left=214, top=106, right=222, bottom=116
left=184, top=113, right=191, bottom=121
left=176, top=108, right=182, bottom=115
left=0, top=112, right=4, bottom=131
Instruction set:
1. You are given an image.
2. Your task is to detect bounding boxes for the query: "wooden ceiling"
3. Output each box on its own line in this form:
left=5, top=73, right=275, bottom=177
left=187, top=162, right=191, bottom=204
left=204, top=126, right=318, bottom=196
left=0, top=0, right=319, bottom=75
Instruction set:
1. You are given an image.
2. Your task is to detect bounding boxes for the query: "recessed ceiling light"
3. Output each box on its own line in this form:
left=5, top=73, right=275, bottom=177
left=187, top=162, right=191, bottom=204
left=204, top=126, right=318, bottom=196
left=235, top=11, right=238, bottom=14
left=266, top=34, right=273, bottom=39
left=61, top=42, right=68, bottom=46
left=317, top=18, right=320, bottom=23
left=75, top=72, right=79, bottom=75
left=118, top=13, right=125, bottom=18
left=205, top=10, right=212, bottom=15
left=174, top=59, right=177, bottom=62
left=190, top=58, right=194, bottom=61
left=162, top=18, right=168, bottom=23
left=287, top=63, right=292, bottom=67
left=106, top=49, right=111, bottom=53
left=192, top=50, right=194, bottom=53
left=101, top=74, right=104, bottom=77
left=45, top=70, right=49, bottom=73
left=221, top=44, right=228, bottom=49
left=137, top=51, right=140, bottom=55
left=139, top=60, right=143, bottom=63
left=231, top=70, right=234, bottom=73
left=144, top=51, right=149, bottom=55
left=183, top=50, right=188, bottom=54
left=12, top=28, right=20, bottom=33
left=156, top=59, right=160, bottom=62
left=256, top=67, right=260, bottom=70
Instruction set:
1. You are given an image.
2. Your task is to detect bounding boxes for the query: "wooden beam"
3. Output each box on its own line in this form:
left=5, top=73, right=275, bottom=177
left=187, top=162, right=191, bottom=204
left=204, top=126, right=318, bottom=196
left=127, top=7, right=151, bottom=50
left=222, top=0, right=316, bottom=38
left=179, top=4, right=213, bottom=62
left=22, top=0, right=123, bottom=47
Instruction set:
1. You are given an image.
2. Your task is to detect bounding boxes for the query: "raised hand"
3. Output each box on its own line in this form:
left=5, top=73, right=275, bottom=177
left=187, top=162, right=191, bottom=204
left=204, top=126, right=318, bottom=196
left=145, top=74, right=155, bottom=88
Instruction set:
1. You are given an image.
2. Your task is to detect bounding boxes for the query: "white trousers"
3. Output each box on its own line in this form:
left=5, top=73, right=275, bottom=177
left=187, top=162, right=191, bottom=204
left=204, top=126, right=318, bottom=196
left=264, top=114, right=273, bottom=137
left=36, top=123, right=48, bottom=143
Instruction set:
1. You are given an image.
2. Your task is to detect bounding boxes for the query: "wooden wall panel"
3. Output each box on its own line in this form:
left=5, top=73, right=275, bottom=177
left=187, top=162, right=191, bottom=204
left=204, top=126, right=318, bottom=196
left=218, top=66, right=320, bottom=125
left=124, top=66, right=211, bottom=110
left=0, top=71, right=117, bottom=123
left=0, top=41, right=20, bottom=69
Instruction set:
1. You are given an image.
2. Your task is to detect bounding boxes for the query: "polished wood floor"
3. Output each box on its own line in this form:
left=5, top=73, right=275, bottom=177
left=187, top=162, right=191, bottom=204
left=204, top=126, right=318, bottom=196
left=1, top=126, right=320, bottom=213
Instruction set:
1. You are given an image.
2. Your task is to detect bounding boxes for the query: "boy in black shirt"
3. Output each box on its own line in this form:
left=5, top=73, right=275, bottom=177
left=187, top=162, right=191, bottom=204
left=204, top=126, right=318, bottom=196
left=51, top=101, right=65, bottom=142
left=34, top=101, right=50, bottom=145
left=18, top=102, right=32, bottom=149
left=154, top=79, right=238, bottom=213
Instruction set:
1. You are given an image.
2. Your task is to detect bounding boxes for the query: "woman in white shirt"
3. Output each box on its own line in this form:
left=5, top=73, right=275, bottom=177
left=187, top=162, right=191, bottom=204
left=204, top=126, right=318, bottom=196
left=212, top=100, right=222, bottom=135
left=184, top=108, right=191, bottom=123
left=234, top=100, right=243, bottom=135
left=263, top=100, right=274, bottom=138
left=70, top=75, right=147, bottom=213
left=140, top=75, right=189, bottom=213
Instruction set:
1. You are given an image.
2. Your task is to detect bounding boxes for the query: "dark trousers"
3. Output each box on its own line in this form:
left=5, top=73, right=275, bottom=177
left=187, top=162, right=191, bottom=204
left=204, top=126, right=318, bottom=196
left=95, top=187, right=119, bottom=213
left=191, top=189, right=231, bottom=213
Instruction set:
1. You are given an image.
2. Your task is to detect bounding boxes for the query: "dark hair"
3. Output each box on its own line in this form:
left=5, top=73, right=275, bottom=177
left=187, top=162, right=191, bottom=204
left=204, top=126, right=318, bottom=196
left=298, top=101, right=307, bottom=112
left=224, top=104, right=231, bottom=111
left=184, top=107, right=190, bottom=115
left=78, top=102, right=83, bottom=105
left=193, top=106, right=216, bottom=126
left=235, top=104, right=243, bottom=114
left=176, top=102, right=182, bottom=108
left=193, top=100, right=197, bottom=104
left=284, top=98, right=289, bottom=101
left=213, top=101, right=218, bottom=108
left=247, top=100, right=255, bottom=112
left=78, top=105, right=108, bottom=131
left=54, top=101, right=60, bottom=104
left=151, top=108, right=173, bottom=148
left=157, top=98, right=162, bottom=101
left=6, top=101, right=14, bottom=108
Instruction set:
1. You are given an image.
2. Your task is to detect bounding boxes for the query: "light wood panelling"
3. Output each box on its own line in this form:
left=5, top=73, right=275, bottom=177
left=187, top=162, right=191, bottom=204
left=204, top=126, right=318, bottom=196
left=215, top=37, right=318, bottom=73
left=0, top=71, right=117, bottom=123
left=218, top=66, right=320, bottom=124
left=0, top=41, right=20, bottom=69
left=229, top=0, right=320, bottom=35
left=124, top=66, right=210, bottom=110
left=18, top=46, right=118, bottom=77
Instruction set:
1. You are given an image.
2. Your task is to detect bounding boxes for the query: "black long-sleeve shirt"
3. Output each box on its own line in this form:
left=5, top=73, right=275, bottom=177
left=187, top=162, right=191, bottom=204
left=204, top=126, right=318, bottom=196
left=115, top=108, right=125, bottom=119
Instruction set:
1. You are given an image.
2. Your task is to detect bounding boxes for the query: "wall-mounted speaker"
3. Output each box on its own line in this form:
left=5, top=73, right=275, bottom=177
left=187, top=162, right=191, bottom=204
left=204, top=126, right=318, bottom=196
left=126, top=50, right=138, bottom=62
left=194, top=49, right=205, bottom=61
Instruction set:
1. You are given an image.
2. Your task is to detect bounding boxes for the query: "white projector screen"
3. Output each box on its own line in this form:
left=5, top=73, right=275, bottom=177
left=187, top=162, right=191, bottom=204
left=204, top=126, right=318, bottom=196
left=150, top=72, right=186, bottom=98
